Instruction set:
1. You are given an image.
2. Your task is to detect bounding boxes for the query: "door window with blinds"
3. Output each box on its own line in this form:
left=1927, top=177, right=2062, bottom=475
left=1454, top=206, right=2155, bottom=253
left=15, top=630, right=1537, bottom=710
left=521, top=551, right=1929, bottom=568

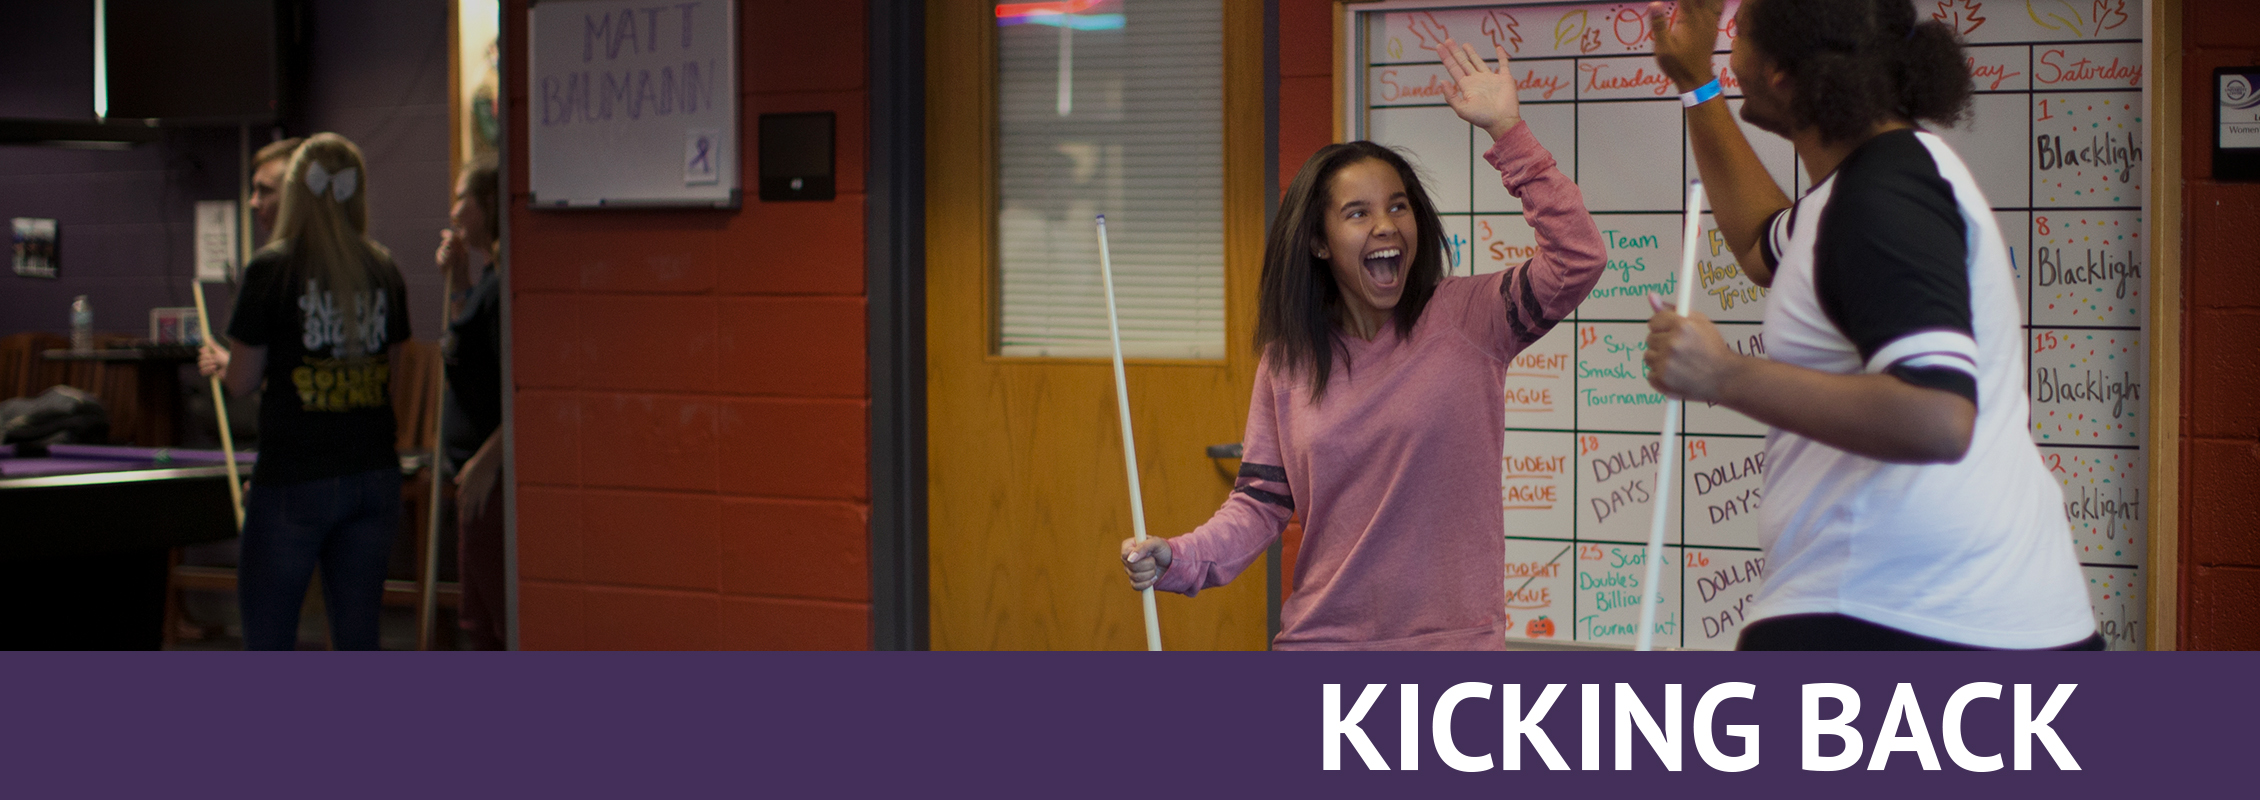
left=995, top=0, right=1225, bottom=359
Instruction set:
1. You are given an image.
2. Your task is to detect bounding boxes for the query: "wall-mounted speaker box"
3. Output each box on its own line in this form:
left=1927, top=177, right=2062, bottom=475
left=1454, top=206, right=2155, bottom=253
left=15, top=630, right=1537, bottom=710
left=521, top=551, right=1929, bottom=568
left=759, top=112, right=835, bottom=202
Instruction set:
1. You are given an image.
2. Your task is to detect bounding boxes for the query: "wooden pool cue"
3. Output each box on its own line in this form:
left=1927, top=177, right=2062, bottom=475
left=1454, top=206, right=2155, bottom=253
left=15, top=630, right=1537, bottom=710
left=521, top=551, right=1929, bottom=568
left=190, top=280, right=245, bottom=529
left=1635, top=179, right=1706, bottom=652
left=1097, top=215, right=1162, bottom=652
left=417, top=290, right=453, bottom=651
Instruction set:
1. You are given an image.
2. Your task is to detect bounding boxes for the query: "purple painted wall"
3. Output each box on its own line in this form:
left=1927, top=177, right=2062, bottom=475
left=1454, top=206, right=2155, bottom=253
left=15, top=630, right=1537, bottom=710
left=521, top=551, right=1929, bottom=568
left=0, top=0, right=453, bottom=345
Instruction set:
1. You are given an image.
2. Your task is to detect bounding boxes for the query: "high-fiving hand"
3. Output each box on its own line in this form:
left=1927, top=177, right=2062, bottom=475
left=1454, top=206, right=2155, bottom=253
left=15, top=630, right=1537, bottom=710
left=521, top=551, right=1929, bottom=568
left=1646, top=0, right=1725, bottom=92
left=1436, top=38, right=1522, bottom=142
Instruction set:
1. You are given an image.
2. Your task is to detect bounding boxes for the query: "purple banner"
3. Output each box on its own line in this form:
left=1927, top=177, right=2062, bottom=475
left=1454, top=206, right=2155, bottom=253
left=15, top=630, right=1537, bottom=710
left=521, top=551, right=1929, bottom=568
left=0, top=652, right=2245, bottom=797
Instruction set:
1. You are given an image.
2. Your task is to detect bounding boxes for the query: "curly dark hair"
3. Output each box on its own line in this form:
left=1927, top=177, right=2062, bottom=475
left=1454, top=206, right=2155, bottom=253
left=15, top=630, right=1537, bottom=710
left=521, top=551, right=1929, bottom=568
left=1257, top=142, right=1449, bottom=402
left=1740, top=0, right=1973, bottom=143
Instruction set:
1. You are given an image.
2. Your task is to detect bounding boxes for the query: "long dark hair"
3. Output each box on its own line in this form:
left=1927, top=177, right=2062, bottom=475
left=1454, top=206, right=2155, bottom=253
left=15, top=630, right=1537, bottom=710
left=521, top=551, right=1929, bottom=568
left=1257, top=142, right=1449, bottom=402
left=1740, top=0, right=1973, bottom=143
left=462, top=154, right=501, bottom=249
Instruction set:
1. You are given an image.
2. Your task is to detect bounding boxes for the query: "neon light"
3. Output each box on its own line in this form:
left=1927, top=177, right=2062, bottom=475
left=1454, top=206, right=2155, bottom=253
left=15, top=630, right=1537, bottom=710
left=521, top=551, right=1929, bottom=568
left=1002, top=13, right=1124, bottom=31
left=995, top=0, right=1120, bottom=29
left=995, top=0, right=1101, bottom=18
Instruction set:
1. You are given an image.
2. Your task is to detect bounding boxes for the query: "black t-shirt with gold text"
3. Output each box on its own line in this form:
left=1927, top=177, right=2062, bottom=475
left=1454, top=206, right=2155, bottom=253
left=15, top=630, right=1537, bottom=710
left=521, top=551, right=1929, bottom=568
left=226, top=246, right=412, bottom=484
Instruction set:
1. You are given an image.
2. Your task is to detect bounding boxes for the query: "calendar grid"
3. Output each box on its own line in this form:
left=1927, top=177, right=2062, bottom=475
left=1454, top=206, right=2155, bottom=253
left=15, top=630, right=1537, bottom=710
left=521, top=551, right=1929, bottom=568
left=1359, top=1, right=2151, bottom=649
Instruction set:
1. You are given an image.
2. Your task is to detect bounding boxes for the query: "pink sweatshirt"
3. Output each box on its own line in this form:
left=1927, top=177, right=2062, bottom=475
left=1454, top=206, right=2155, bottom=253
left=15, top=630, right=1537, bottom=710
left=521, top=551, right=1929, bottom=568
left=1155, top=123, right=1605, bottom=650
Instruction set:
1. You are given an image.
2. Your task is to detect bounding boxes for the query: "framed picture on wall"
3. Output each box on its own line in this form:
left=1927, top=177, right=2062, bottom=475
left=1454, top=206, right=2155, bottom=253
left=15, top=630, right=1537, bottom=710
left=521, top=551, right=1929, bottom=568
left=11, top=217, right=58, bottom=279
left=149, top=307, right=203, bottom=345
left=451, top=0, right=502, bottom=177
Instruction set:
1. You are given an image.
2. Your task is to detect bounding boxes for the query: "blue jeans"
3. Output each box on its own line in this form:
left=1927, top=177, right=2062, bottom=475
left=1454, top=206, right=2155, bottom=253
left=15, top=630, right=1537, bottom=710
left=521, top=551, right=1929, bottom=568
left=238, top=468, right=401, bottom=650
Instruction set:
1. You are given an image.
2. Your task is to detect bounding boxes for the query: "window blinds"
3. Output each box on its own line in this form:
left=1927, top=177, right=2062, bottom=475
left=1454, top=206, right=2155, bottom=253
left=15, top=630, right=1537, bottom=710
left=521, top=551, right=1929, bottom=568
left=995, top=0, right=1226, bottom=359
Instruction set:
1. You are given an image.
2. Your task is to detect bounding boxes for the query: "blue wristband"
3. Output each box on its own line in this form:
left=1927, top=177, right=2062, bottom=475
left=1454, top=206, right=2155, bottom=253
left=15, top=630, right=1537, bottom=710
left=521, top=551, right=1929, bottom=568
left=1679, top=78, right=1723, bottom=107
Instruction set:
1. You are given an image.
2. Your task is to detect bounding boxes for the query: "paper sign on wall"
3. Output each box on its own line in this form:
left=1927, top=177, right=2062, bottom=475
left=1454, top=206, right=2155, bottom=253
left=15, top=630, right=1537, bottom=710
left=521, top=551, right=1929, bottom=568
left=194, top=201, right=239, bottom=282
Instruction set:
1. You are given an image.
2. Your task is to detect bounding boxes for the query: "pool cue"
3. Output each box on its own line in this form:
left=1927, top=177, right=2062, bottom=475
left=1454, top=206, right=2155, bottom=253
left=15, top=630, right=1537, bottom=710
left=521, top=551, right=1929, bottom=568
left=1635, top=179, right=1705, bottom=652
left=190, top=281, right=245, bottom=529
left=1096, top=215, right=1163, bottom=652
left=416, top=289, right=453, bottom=650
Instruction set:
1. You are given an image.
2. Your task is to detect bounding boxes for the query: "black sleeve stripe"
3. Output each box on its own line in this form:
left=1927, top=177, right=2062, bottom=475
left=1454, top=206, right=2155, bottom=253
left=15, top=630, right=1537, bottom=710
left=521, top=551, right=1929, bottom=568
left=1812, top=130, right=1975, bottom=365
left=1884, top=351, right=1978, bottom=373
left=1501, top=264, right=1557, bottom=346
left=1759, top=207, right=1789, bottom=272
left=1236, top=462, right=1288, bottom=483
left=1234, top=485, right=1295, bottom=511
left=1887, top=364, right=1978, bottom=406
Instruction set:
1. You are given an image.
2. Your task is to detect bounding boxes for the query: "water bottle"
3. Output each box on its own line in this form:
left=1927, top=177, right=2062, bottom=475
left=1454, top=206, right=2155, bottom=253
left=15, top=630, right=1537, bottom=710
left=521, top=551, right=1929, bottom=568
left=69, top=295, right=93, bottom=352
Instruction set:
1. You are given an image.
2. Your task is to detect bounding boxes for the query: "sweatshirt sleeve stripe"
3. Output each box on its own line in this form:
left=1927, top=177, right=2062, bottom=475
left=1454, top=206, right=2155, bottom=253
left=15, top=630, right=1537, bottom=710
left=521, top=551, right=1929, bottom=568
left=1236, top=462, right=1287, bottom=483
left=1233, top=485, right=1295, bottom=510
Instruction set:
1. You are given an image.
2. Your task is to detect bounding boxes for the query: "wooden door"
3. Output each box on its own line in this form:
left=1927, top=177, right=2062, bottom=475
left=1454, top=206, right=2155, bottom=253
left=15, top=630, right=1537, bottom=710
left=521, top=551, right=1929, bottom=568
left=924, top=0, right=1269, bottom=650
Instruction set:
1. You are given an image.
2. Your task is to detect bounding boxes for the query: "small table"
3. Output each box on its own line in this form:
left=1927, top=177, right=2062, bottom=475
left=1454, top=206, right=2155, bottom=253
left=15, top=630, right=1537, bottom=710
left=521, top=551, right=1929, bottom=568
left=39, top=345, right=201, bottom=447
left=0, top=443, right=252, bottom=649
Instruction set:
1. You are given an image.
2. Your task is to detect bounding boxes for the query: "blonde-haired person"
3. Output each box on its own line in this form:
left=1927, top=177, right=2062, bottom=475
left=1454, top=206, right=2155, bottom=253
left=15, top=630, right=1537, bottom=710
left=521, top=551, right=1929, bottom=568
left=199, top=133, right=412, bottom=650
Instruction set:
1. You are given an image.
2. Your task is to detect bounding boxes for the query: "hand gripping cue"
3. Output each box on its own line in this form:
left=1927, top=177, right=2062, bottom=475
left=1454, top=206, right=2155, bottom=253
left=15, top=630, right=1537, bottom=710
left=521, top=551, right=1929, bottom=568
left=1097, top=215, right=1163, bottom=652
left=190, top=281, right=245, bottom=529
left=1636, top=180, right=1705, bottom=652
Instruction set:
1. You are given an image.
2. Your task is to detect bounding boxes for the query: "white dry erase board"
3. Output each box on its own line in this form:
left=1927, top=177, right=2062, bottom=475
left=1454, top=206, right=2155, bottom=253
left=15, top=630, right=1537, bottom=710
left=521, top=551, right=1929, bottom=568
left=528, top=0, right=739, bottom=207
left=1344, top=0, right=2154, bottom=649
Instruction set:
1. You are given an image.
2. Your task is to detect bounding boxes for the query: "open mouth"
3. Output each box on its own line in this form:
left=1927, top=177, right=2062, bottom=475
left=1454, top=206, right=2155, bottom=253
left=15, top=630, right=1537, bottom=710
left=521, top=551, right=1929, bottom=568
left=1362, top=247, right=1404, bottom=289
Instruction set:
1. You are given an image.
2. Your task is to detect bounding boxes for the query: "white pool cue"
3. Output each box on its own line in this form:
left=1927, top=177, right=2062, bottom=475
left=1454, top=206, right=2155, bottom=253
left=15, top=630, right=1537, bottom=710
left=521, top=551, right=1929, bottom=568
left=191, top=281, right=245, bottom=529
left=417, top=290, right=453, bottom=651
left=1097, top=215, right=1163, bottom=652
left=1636, top=179, right=1705, bottom=652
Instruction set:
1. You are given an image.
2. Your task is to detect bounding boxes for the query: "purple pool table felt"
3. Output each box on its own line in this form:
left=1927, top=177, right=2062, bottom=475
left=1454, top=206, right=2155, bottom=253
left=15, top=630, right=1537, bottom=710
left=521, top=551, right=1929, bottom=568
left=0, top=444, right=255, bottom=478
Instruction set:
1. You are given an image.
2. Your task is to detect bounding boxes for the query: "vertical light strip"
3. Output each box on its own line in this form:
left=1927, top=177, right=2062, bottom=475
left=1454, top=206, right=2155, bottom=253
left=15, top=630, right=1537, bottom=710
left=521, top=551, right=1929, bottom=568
left=1056, top=22, right=1073, bottom=116
left=92, top=0, right=108, bottom=118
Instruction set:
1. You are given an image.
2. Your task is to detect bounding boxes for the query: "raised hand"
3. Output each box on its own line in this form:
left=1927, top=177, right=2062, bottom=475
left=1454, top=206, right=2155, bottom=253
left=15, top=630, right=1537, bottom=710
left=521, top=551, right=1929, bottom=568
left=435, top=228, right=471, bottom=294
left=1646, top=0, right=1724, bottom=92
left=1436, top=38, right=1521, bottom=142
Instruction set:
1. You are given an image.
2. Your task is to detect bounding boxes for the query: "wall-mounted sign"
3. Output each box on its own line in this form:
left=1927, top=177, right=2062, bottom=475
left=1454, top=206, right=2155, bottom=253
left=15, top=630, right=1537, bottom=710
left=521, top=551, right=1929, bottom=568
left=2217, top=67, right=2260, bottom=181
left=11, top=218, right=58, bottom=279
left=194, top=200, right=239, bottom=282
left=527, top=0, right=740, bottom=208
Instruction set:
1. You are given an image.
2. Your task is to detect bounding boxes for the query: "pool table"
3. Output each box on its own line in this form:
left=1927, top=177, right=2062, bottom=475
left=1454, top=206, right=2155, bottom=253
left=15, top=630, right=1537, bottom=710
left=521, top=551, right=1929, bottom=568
left=0, top=443, right=252, bottom=649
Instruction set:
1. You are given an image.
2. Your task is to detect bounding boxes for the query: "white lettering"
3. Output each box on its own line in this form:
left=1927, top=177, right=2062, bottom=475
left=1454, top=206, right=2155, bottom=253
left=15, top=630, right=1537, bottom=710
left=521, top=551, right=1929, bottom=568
left=1434, top=683, right=1493, bottom=772
left=1614, top=683, right=1682, bottom=771
left=1693, top=682, right=1759, bottom=772
left=1802, top=683, right=1864, bottom=771
left=1503, top=683, right=1571, bottom=770
left=1944, top=682, right=2004, bottom=771
left=1867, top=683, right=1941, bottom=770
left=1322, top=683, right=1388, bottom=770
left=2014, top=684, right=2081, bottom=770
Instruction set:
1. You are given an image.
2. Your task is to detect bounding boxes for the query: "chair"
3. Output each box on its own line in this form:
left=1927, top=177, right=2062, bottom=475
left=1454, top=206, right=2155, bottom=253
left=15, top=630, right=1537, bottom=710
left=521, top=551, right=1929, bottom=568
left=0, top=331, right=175, bottom=446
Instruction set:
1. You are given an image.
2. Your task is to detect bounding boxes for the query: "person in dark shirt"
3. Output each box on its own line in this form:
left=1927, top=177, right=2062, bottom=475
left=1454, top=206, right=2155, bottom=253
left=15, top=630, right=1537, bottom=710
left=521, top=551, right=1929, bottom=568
left=200, top=132, right=411, bottom=650
left=435, top=154, right=506, bottom=649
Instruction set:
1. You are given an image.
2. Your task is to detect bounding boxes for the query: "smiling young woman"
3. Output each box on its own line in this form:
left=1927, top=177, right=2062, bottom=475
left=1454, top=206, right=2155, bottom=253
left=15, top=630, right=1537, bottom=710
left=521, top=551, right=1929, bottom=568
left=1116, top=40, right=1607, bottom=650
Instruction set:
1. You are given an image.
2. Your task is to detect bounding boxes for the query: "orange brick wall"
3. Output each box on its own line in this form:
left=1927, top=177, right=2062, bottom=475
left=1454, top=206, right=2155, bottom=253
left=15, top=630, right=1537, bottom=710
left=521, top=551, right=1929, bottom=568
left=2178, top=1, right=2260, bottom=650
left=503, top=0, right=872, bottom=650
left=1271, top=1, right=1338, bottom=600
left=1278, top=0, right=1336, bottom=195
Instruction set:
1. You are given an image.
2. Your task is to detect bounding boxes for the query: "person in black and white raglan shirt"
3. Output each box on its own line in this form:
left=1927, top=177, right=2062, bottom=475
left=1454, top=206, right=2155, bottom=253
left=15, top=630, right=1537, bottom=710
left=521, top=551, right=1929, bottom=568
left=1637, top=0, right=2100, bottom=649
